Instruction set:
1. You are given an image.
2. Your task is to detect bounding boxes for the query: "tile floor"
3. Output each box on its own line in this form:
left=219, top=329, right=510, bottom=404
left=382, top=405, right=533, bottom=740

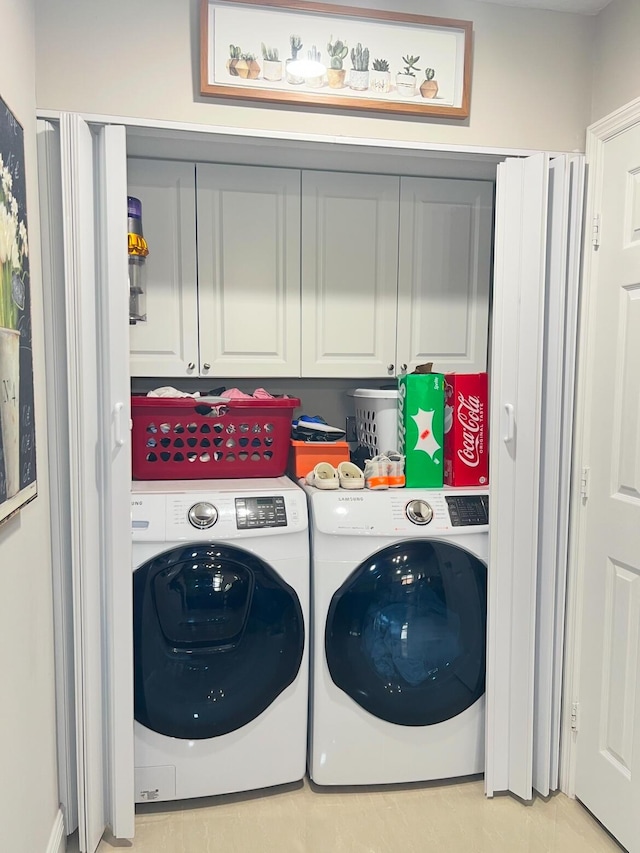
left=76, top=776, right=623, bottom=853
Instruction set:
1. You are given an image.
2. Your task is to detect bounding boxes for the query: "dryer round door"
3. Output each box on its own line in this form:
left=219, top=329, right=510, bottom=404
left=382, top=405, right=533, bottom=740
left=325, top=539, right=486, bottom=726
left=134, top=542, right=304, bottom=739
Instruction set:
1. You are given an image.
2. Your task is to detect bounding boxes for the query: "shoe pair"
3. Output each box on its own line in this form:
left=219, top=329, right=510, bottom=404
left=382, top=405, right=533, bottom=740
left=364, top=451, right=405, bottom=490
left=305, top=461, right=364, bottom=490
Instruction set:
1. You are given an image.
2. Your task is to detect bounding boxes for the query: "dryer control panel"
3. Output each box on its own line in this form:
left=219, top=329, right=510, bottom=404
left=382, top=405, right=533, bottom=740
left=235, top=496, right=287, bottom=529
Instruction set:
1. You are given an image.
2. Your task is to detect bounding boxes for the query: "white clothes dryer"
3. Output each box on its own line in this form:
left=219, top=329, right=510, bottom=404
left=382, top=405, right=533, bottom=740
left=131, top=477, right=308, bottom=803
left=306, top=487, right=488, bottom=786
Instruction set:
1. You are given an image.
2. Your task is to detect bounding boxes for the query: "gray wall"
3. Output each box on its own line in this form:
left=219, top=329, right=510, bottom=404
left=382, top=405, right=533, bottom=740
left=35, top=0, right=594, bottom=152
left=590, top=0, right=640, bottom=123
left=0, top=1, right=59, bottom=851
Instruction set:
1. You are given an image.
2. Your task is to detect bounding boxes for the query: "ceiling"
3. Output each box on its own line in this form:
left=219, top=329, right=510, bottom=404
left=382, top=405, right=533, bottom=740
left=471, top=0, right=613, bottom=13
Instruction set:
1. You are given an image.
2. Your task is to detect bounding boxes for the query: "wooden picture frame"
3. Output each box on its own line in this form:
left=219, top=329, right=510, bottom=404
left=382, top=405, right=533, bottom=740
left=200, top=0, right=472, bottom=119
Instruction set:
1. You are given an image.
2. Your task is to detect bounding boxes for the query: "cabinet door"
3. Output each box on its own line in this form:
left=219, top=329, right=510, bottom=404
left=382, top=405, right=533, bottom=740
left=128, top=159, right=198, bottom=377
left=302, top=171, right=400, bottom=378
left=397, top=177, right=493, bottom=374
left=196, top=164, right=301, bottom=377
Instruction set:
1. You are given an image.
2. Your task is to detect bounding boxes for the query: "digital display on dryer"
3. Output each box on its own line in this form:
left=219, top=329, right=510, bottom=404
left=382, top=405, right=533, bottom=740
left=235, top=496, right=288, bottom=529
left=445, top=495, right=489, bottom=526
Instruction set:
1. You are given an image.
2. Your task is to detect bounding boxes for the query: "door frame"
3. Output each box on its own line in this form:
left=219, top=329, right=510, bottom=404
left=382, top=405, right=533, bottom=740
left=561, top=94, right=640, bottom=797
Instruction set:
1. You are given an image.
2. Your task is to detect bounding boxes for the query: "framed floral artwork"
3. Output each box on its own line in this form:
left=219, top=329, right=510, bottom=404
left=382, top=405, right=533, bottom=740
left=200, top=0, right=472, bottom=119
left=0, top=95, right=36, bottom=523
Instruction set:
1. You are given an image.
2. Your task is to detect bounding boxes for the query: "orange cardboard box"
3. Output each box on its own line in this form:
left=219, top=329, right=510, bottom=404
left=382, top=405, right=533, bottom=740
left=288, top=440, right=350, bottom=479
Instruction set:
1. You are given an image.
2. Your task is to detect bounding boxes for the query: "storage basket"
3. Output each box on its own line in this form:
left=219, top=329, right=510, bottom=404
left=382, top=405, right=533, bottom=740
left=131, top=396, right=300, bottom=480
left=352, top=389, right=399, bottom=455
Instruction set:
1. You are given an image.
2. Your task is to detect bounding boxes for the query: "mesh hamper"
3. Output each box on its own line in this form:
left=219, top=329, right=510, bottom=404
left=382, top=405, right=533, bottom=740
left=131, top=396, right=300, bottom=480
left=352, top=389, right=399, bottom=455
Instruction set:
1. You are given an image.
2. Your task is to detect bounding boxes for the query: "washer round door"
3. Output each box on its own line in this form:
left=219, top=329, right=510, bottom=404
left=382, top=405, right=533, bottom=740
left=134, top=543, right=304, bottom=739
left=325, top=539, right=486, bottom=726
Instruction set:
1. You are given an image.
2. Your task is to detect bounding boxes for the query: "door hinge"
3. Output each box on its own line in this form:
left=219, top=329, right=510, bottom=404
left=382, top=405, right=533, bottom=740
left=592, top=213, right=601, bottom=249
left=580, top=466, right=590, bottom=500
left=571, top=701, right=580, bottom=733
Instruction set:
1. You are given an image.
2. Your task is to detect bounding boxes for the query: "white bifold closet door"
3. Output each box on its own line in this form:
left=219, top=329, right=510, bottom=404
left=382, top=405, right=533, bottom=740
left=486, top=153, right=584, bottom=801
left=47, top=114, right=134, bottom=852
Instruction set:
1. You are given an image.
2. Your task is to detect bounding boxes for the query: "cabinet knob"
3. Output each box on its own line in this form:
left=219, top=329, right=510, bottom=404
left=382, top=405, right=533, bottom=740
left=187, top=362, right=195, bottom=371
left=203, top=363, right=211, bottom=370
left=387, top=364, right=395, bottom=373
left=400, top=363, right=408, bottom=372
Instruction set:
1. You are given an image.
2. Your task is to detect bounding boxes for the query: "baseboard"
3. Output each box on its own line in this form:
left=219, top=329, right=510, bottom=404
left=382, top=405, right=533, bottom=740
left=46, top=809, right=65, bottom=853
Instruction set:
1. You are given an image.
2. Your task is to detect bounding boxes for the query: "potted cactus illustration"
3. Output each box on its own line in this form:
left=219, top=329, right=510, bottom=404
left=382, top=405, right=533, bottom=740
left=286, top=34, right=304, bottom=84
left=326, top=36, right=348, bottom=89
left=370, top=58, right=391, bottom=94
left=305, top=45, right=325, bottom=88
left=235, top=52, right=261, bottom=80
left=261, top=43, right=282, bottom=81
left=420, top=67, right=439, bottom=99
left=226, top=44, right=241, bottom=77
left=349, top=42, right=370, bottom=91
left=396, top=54, right=420, bottom=97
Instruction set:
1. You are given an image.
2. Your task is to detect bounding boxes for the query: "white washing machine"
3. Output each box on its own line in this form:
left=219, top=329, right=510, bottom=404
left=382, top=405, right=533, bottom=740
left=306, top=487, right=488, bottom=786
left=131, top=477, right=309, bottom=803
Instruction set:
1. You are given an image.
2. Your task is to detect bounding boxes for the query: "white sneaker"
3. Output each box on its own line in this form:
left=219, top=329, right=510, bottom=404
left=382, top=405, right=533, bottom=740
left=364, top=455, right=391, bottom=490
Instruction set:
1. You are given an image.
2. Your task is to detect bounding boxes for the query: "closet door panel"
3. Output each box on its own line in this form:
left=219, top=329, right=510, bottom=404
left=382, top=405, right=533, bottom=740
left=302, top=171, right=399, bottom=378
left=197, top=164, right=301, bottom=377
left=397, top=177, right=493, bottom=374
left=128, top=159, right=198, bottom=377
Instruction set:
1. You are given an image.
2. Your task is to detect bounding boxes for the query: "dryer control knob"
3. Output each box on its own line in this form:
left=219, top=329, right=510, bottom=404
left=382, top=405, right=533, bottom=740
left=188, top=501, right=218, bottom=529
left=405, top=499, right=433, bottom=525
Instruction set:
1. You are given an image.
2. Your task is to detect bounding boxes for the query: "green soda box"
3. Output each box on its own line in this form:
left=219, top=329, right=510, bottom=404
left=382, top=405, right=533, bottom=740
left=398, top=372, right=445, bottom=487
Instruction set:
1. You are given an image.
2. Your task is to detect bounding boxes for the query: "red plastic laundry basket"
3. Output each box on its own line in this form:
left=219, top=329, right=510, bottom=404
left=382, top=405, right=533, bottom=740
left=131, top=396, right=300, bottom=480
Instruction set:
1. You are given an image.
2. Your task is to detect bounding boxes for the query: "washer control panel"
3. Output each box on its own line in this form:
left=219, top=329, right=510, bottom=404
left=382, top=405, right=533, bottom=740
left=445, top=494, right=489, bottom=526
left=235, top=496, right=287, bottom=529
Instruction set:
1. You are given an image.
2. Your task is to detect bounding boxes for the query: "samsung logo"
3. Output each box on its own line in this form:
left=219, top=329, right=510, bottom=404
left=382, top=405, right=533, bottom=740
left=338, top=496, right=364, bottom=502
left=131, top=500, right=143, bottom=506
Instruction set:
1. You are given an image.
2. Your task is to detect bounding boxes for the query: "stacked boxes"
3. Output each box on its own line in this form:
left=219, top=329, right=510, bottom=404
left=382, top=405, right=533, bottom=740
left=398, top=369, right=489, bottom=488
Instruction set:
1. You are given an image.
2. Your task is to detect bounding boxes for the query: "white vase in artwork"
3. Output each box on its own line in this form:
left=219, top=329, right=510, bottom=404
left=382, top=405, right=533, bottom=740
left=262, top=59, right=283, bottom=82
left=369, top=70, right=391, bottom=94
left=0, top=326, right=20, bottom=498
left=396, top=73, right=418, bottom=97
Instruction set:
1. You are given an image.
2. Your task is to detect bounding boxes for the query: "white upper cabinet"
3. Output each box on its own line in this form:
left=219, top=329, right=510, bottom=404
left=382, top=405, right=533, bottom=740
left=301, top=171, right=400, bottom=377
left=196, top=164, right=301, bottom=377
left=128, top=161, right=492, bottom=379
left=397, top=177, right=493, bottom=374
left=128, top=159, right=198, bottom=377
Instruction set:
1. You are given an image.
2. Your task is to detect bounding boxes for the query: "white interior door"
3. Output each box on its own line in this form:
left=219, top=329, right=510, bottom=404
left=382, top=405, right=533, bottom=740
left=487, top=152, right=584, bottom=801
left=533, top=154, right=585, bottom=797
left=572, top=109, right=640, bottom=853
left=58, top=113, right=134, bottom=851
left=486, top=153, right=549, bottom=801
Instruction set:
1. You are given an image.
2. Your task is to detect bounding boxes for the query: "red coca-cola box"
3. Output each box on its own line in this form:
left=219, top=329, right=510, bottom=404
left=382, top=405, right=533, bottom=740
left=444, top=373, right=489, bottom=487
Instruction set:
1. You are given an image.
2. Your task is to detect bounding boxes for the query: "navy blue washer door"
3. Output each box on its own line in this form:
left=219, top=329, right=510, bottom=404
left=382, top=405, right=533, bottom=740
left=134, top=542, right=304, bottom=739
left=325, top=540, right=487, bottom=726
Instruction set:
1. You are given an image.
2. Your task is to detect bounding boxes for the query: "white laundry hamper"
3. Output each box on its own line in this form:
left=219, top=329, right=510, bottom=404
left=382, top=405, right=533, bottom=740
left=351, top=389, right=399, bottom=455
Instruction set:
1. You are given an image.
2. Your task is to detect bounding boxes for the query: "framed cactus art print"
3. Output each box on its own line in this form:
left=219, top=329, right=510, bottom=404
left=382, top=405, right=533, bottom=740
left=0, top=95, right=37, bottom=524
left=200, top=0, right=472, bottom=119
